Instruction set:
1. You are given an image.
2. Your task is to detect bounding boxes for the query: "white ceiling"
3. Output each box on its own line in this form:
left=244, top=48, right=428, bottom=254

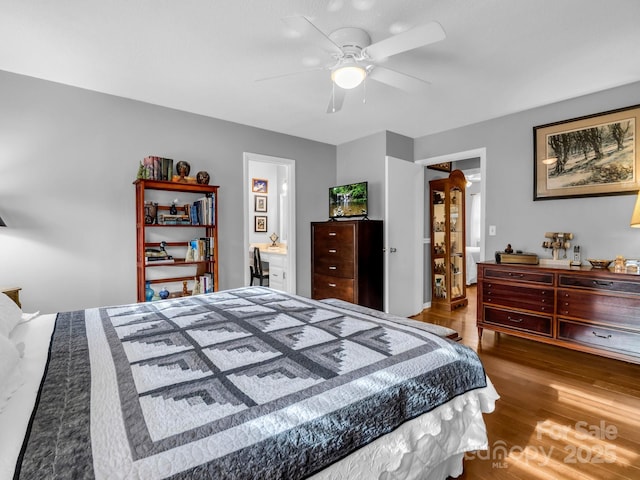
left=2, top=0, right=640, bottom=145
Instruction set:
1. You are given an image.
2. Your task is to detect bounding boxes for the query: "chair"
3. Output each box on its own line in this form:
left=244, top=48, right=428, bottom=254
left=250, top=247, right=269, bottom=286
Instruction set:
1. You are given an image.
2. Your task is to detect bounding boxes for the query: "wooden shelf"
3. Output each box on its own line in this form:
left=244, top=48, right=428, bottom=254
left=135, top=178, right=219, bottom=302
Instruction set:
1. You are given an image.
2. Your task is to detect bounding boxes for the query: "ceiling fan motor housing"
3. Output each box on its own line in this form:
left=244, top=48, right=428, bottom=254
left=329, top=27, right=372, bottom=58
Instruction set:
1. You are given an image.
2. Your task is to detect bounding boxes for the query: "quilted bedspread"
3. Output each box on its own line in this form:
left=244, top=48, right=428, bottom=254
left=15, top=287, right=487, bottom=479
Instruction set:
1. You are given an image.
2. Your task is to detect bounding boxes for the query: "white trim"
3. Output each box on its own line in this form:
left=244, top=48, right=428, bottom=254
left=416, top=147, right=487, bottom=262
left=243, top=153, right=297, bottom=293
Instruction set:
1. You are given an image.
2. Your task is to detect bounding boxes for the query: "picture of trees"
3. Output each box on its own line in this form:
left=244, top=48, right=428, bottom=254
left=534, top=105, right=640, bottom=200
left=546, top=118, right=634, bottom=189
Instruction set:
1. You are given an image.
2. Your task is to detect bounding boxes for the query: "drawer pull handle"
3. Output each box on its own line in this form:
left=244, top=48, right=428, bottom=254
left=328, top=249, right=337, bottom=253
left=329, top=266, right=337, bottom=270
left=328, top=283, right=336, bottom=287
left=592, top=331, right=612, bottom=340
left=507, top=316, right=523, bottom=323
left=508, top=273, right=524, bottom=278
left=593, top=281, right=613, bottom=287
left=329, top=232, right=337, bottom=236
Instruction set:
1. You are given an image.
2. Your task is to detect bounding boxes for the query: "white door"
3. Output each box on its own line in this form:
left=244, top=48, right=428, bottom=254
left=384, top=156, right=424, bottom=317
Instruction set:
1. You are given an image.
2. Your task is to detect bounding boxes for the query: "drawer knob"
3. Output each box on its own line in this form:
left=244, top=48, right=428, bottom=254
left=329, top=266, right=337, bottom=270
left=328, top=249, right=337, bottom=253
left=592, top=331, right=612, bottom=340
left=328, top=283, right=336, bottom=287
left=329, top=232, right=337, bottom=236
left=507, top=316, right=523, bottom=323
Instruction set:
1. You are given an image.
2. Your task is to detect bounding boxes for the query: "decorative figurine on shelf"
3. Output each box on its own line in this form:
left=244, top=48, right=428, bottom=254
left=192, top=277, right=201, bottom=296
left=269, top=232, right=279, bottom=247
left=145, top=282, right=154, bottom=302
left=159, top=287, right=170, bottom=299
left=144, top=201, right=158, bottom=224
left=173, top=161, right=196, bottom=183
left=182, top=280, right=189, bottom=296
left=196, top=171, right=210, bottom=185
left=504, top=244, right=514, bottom=254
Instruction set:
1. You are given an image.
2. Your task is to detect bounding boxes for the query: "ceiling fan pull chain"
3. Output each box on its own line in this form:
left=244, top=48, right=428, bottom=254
left=363, top=75, right=367, bottom=104
left=331, top=81, right=336, bottom=112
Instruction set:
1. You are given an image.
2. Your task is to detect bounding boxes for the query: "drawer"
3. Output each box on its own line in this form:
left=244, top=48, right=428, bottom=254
left=312, top=274, right=354, bottom=302
left=313, top=223, right=355, bottom=247
left=558, top=274, right=640, bottom=295
left=314, top=255, right=355, bottom=278
left=483, top=282, right=554, bottom=314
left=483, top=306, right=552, bottom=336
left=268, top=266, right=285, bottom=291
left=558, top=320, right=640, bottom=357
left=484, top=268, right=554, bottom=285
left=557, top=289, right=640, bottom=330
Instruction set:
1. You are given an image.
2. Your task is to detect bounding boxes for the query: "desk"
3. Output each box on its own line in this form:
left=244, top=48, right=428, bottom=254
left=250, top=245, right=288, bottom=291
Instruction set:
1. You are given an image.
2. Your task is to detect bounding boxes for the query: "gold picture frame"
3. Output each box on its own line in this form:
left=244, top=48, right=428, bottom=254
left=427, top=162, right=452, bottom=172
left=534, top=104, right=640, bottom=200
left=252, top=178, right=268, bottom=193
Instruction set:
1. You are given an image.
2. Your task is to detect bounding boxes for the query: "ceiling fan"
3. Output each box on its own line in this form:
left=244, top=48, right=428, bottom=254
left=267, top=16, right=446, bottom=113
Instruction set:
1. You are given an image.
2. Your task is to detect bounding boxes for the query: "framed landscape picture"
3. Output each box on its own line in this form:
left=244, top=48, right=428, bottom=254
left=254, top=195, right=267, bottom=212
left=534, top=104, right=640, bottom=200
left=254, top=215, right=267, bottom=232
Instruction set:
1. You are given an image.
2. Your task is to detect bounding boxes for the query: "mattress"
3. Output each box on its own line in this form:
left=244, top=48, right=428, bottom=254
left=3, top=288, right=498, bottom=479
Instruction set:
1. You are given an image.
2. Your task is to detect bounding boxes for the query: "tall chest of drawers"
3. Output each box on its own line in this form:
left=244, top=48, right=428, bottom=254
left=311, top=220, right=383, bottom=310
left=477, top=262, right=640, bottom=364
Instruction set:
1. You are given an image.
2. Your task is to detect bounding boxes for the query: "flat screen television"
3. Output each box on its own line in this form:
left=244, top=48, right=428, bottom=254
left=329, top=181, right=368, bottom=219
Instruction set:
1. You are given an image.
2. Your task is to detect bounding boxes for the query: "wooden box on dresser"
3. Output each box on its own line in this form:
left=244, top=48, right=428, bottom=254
left=477, top=261, right=640, bottom=364
left=311, top=220, right=383, bottom=310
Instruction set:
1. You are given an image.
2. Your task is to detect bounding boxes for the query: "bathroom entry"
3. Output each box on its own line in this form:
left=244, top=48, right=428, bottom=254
left=243, top=152, right=296, bottom=293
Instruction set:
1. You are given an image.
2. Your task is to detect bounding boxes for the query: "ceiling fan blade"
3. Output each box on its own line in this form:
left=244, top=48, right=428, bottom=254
left=327, top=87, right=346, bottom=114
left=364, top=21, right=445, bottom=60
left=368, top=66, right=431, bottom=93
left=283, top=16, right=343, bottom=56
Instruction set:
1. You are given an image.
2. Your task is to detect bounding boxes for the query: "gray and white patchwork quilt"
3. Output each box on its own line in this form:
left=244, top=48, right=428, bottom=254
left=16, top=287, right=486, bottom=479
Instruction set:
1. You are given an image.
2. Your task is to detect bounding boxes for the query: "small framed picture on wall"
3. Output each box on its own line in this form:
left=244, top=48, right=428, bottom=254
left=255, top=195, right=267, bottom=212
left=252, top=178, right=268, bottom=193
left=255, top=215, right=267, bottom=232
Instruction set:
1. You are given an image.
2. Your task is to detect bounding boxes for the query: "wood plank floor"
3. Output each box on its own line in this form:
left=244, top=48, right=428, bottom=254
left=411, top=286, right=640, bottom=480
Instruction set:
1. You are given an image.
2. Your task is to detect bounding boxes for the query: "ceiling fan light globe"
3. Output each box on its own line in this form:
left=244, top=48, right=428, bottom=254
left=331, top=66, right=366, bottom=89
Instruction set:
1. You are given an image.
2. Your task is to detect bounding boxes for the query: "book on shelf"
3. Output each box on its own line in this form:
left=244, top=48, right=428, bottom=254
left=145, top=255, right=174, bottom=264
left=142, top=156, right=174, bottom=181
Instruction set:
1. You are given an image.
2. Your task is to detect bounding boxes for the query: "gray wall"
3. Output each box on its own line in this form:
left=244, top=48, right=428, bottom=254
left=416, top=81, right=640, bottom=265
left=0, top=70, right=335, bottom=313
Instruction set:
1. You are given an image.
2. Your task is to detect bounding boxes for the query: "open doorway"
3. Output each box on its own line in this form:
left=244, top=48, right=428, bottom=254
left=416, top=148, right=486, bottom=307
left=243, top=153, right=296, bottom=293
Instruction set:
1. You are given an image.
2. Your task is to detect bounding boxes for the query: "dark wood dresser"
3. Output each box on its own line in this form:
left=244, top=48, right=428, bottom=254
left=311, top=220, right=383, bottom=310
left=477, top=262, right=640, bottom=364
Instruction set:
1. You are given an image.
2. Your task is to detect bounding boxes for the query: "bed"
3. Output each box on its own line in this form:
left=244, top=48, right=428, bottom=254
left=466, top=246, right=481, bottom=285
left=1, top=287, right=498, bottom=479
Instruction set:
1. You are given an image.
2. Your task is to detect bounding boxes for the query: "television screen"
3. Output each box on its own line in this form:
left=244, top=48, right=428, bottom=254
left=329, top=181, right=368, bottom=218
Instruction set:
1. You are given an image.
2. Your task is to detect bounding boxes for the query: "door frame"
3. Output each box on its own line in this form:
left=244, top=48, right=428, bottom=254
left=416, top=147, right=487, bottom=262
left=242, top=152, right=296, bottom=293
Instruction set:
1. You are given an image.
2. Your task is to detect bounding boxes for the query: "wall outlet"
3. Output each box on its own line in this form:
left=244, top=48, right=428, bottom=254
left=489, top=225, right=497, bottom=236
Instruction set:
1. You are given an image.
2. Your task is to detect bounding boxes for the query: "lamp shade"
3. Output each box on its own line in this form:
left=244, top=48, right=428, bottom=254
left=0, top=215, right=5, bottom=227
left=331, top=64, right=366, bottom=89
left=631, top=192, right=640, bottom=227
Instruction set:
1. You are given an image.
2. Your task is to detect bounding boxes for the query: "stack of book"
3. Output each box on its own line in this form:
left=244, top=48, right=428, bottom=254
left=145, top=251, right=174, bottom=264
left=142, top=156, right=174, bottom=181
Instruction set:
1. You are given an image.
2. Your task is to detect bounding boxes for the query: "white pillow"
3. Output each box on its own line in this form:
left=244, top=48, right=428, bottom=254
left=0, top=293, right=22, bottom=338
left=0, top=334, right=23, bottom=412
